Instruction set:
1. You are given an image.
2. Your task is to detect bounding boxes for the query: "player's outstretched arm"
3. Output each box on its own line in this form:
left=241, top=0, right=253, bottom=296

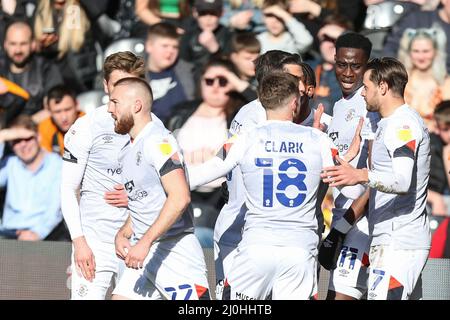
left=188, top=133, right=247, bottom=190
left=124, top=168, right=191, bottom=269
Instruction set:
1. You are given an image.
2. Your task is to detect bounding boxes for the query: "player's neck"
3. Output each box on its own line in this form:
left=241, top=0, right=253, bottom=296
left=266, top=109, right=293, bottom=122
left=379, top=97, right=406, bottom=118
left=129, top=116, right=151, bottom=140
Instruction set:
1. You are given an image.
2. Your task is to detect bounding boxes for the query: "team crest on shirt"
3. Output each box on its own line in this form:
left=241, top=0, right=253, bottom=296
left=76, top=284, right=88, bottom=297
left=345, top=108, right=356, bottom=122
left=159, top=139, right=173, bottom=156
left=136, top=151, right=142, bottom=166
left=397, top=125, right=412, bottom=142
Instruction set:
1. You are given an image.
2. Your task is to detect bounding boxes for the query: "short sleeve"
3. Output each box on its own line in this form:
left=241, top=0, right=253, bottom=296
left=384, top=117, right=422, bottom=159
left=143, top=132, right=184, bottom=177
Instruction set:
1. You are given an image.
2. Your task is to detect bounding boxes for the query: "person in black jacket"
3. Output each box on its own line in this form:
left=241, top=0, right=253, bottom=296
left=179, top=0, right=233, bottom=85
left=0, top=20, right=63, bottom=123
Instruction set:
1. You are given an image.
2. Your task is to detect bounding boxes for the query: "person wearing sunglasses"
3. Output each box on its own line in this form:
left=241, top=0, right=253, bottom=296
left=166, top=57, right=244, bottom=249
left=0, top=115, right=64, bottom=241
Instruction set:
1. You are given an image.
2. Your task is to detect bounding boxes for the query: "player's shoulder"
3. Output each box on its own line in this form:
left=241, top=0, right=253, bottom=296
left=230, top=99, right=265, bottom=134
left=388, top=105, right=424, bottom=128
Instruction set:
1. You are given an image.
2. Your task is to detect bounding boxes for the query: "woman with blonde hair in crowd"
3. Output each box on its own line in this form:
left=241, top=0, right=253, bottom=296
left=34, top=0, right=97, bottom=92
left=398, top=25, right=450, bottom=131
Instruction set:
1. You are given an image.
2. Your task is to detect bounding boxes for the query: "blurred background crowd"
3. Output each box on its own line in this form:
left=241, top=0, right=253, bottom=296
left=0, top=0, right=449, bottom=258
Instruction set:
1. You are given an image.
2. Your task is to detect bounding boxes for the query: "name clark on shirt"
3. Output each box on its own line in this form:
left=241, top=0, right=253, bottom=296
left=265, top=140, right=304, bottom=153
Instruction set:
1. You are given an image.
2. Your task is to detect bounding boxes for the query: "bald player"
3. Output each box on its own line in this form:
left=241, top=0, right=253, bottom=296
left=108, top=77, right=210, bottom=300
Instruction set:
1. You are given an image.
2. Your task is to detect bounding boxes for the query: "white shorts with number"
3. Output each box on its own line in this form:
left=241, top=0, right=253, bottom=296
left=71, top=238, right=124, bottom=300
left=227, top=244, right=317, bottom=300
left=214, top=241, right=238, bottom=300
left=112, top=233, right=210, bottom=300
left=328, top=216, right=370, bottom=299
left=367, top=244, right=429, bottom=300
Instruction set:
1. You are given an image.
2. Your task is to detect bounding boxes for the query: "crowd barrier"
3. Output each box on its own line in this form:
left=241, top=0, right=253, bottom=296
left=0, top=239, right=449, bottom=300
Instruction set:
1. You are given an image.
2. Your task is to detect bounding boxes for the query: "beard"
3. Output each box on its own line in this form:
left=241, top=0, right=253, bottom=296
left=114, top=113, right=134, bottom=135
left=7, top=52, right=32, bottom=69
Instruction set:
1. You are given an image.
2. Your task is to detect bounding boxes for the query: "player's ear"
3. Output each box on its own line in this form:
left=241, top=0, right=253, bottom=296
left=379, top=81, right=388, bottom=95
left=134, top=99, right=143, bottom=113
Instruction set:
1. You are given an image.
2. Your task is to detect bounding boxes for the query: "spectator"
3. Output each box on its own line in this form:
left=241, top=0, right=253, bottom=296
left=145, top=22, right=194, bottom=122
left=34, top=0, right=97, bottom=93
left=179, top=0, right=233, bottom=84
left=0, top=115, right=66, bottom=241
left=166, top=57, right=243, bottom=245
left=0, top=21, right=64, bottom=123
left=427, top=100, right=450, bottom=216
left=38, top=84, right=85, bottom=156
left=398, top=26, right=450, bottom=131
left=382, top=0, right=450, bottom=74
left=228, top=32, right=261, bottom=102
left=220, top=0, right=265, bottom=33
left=306, top=15, right=349, bottom=115
left=257, top=0, right=313, bottom=55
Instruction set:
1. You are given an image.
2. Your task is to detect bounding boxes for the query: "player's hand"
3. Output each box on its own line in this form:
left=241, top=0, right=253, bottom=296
left=125, top=241, right=150, bottom=269
left=73, top=236, right=96, bottom=282
left=343, top=117, right=364, bottom=162
left=16, top=230, right=40, bottom=241
left=321, top=156, right=368, bottom=187
left=318, top=227, right=346, bottom=270
left=115, top=231, right=131, bottom=260
left=104, top=184, right=128, bottom=208
left=221, top=181, right=229, bottom=203
left=313, top=103, right=326, bottom=132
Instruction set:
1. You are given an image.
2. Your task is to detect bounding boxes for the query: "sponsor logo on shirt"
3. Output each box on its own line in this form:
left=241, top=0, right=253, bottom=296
left=235, top=292, right=255, bottom=300
left=125, top=180, right=135, bottom=193
left=329, top=132, right=339, bottom=143
left=129, top=190, right=148, bottom=201
left=102, top=135, right=113, bottom=144
left=107, top=167, right=122, bottom=176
